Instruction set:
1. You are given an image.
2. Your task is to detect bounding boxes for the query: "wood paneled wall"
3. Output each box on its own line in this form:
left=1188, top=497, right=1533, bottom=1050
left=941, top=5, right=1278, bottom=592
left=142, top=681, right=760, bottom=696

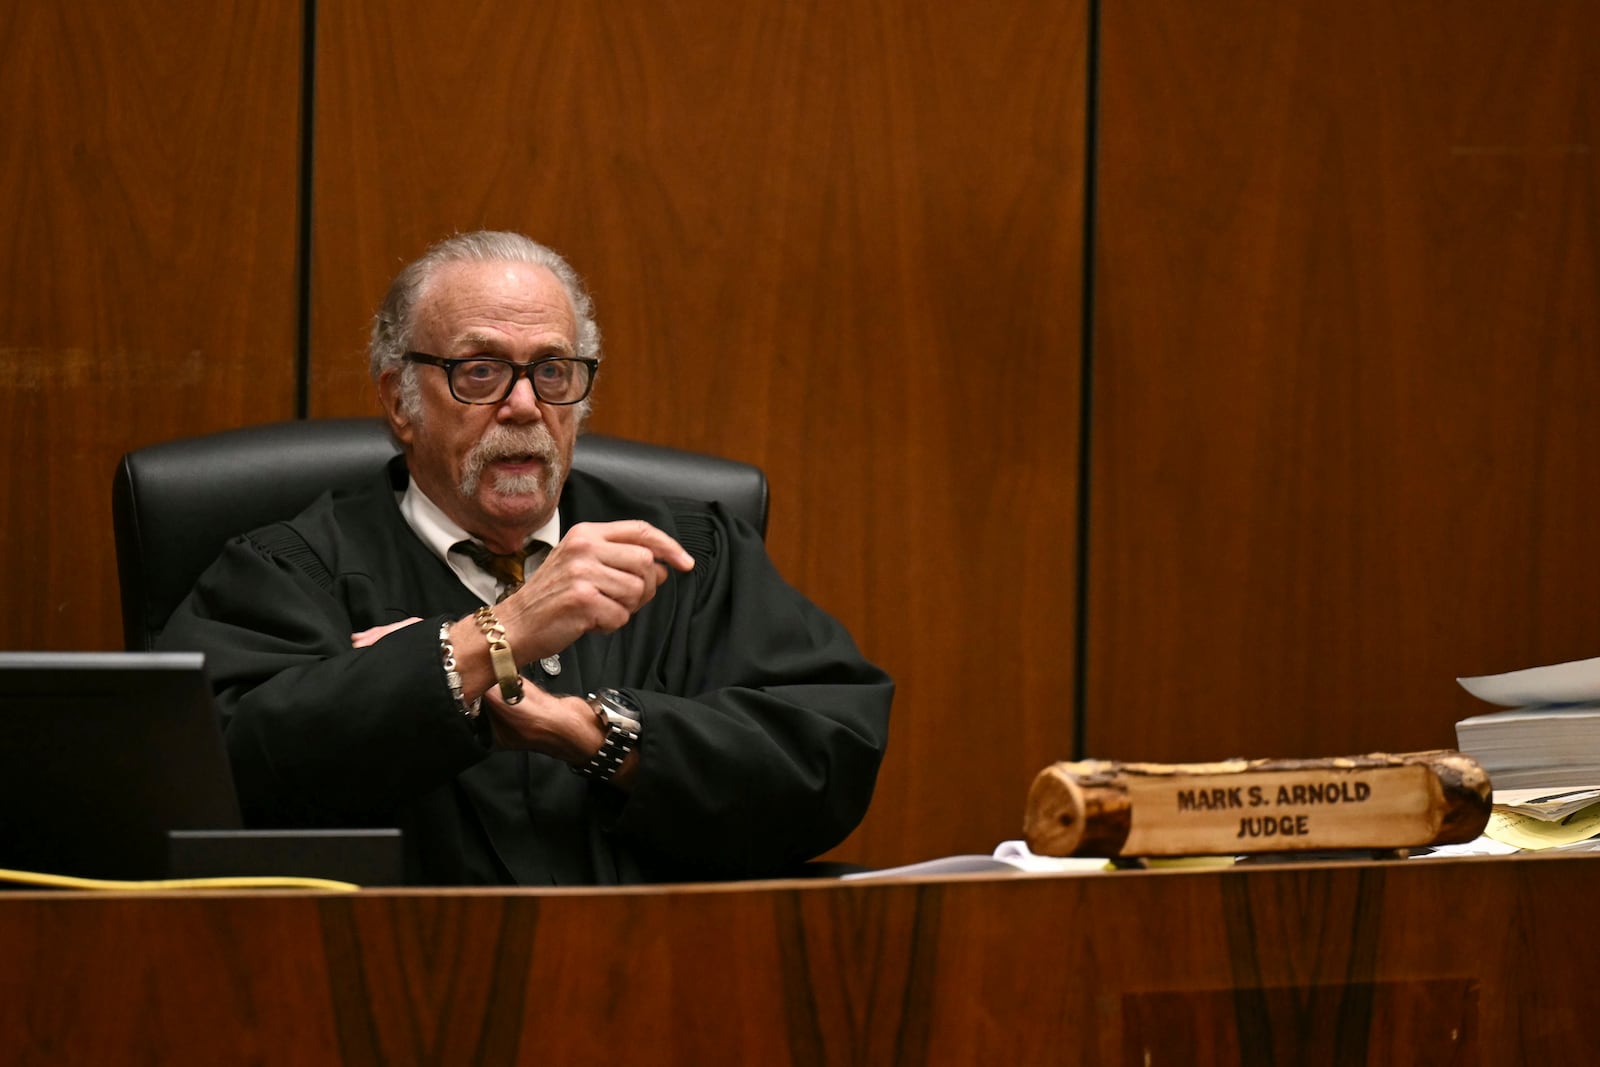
left=0, top=1, right=302, bottom=651
left=4, top=1, right=1598, bottom=869
left=1089, top=1, right=1600, bottom=762
left=308, top=1, right=1088, bottom=866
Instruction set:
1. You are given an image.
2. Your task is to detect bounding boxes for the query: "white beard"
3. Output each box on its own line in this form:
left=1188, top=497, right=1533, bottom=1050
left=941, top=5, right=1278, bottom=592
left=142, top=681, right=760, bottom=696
left=485, top=465, right=562, bottom=500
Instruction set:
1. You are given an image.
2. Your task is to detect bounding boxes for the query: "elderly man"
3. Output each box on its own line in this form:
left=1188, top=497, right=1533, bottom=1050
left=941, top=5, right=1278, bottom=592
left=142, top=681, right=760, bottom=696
left=160, top=231, right=892, bottom=885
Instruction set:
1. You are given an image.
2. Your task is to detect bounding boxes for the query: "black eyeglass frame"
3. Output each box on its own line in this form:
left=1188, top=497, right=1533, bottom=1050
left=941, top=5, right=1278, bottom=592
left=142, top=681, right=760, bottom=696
left=402, top=351, right=600, bottom=406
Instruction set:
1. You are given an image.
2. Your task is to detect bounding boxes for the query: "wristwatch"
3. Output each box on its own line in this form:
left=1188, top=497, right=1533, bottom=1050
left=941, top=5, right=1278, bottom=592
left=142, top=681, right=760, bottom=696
left=575, top=688, right=642, bottom=783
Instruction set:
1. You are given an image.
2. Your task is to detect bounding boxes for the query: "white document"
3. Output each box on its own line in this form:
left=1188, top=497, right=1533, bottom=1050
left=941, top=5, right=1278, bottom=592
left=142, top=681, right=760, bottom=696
left=840, top=840, right=1110, bottom=880
left=1457, top=655, right=1600, bottom=707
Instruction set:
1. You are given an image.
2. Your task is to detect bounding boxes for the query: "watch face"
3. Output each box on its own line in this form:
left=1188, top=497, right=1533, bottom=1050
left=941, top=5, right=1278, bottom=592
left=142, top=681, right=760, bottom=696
left=599, top=687, right=641, bottom=712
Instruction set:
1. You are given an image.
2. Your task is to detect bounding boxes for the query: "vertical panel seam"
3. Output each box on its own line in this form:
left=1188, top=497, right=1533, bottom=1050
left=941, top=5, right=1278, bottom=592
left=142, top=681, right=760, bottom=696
left=294, top=0, right=318, bottom=420
left=1071, top=0, right=1101, bottom=761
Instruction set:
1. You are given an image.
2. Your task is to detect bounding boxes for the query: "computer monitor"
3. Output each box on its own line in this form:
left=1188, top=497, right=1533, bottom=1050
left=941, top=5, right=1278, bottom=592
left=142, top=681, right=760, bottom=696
left=0, top=651, right=243, bottom=881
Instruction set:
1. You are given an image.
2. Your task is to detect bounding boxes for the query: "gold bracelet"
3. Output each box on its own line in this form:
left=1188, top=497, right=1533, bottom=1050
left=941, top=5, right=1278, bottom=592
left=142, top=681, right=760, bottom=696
left=474, top=606, right=524, bottom=705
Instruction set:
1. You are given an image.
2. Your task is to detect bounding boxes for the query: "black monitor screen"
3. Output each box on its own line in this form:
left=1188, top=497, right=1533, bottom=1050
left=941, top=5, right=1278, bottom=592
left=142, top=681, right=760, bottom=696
left=0, top=651, right=242, bottom=881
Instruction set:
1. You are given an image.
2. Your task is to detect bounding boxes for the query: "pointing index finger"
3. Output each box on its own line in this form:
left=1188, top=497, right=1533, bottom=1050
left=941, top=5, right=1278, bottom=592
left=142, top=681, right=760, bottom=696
left=613, top=520, right=695, bottom=571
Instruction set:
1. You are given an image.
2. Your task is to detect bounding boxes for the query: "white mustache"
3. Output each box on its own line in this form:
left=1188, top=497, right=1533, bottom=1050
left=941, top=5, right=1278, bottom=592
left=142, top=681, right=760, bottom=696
left=459, top=425, right=562, bottom=497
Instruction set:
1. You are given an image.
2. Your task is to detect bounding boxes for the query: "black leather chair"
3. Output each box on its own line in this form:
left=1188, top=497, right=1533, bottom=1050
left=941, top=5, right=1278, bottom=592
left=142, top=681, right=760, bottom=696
left=113, top=418, right=768, bottom=651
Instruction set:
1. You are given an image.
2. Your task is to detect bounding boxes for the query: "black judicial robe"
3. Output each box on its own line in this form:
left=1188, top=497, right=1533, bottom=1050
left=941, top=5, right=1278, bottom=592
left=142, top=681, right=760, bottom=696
left=159, top=457, right=893, bottom=885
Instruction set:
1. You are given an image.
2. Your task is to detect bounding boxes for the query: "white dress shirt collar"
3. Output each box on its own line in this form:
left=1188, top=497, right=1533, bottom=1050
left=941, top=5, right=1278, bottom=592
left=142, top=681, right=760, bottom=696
left=398, top=479, right=561, bottom=605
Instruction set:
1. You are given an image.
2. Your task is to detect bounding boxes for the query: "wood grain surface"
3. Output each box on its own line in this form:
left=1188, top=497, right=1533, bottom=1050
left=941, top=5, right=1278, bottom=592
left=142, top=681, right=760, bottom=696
left=1089, top=1, right=1600, bottom=762
left=0, top=1, right=302, bottom=651
left=2, top=854, right=1593, bottom=1064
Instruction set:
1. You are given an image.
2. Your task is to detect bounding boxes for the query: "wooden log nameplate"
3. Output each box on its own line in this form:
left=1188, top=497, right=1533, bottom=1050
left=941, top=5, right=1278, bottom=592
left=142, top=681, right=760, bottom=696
left=1024, top=750, right=1492, bottom=858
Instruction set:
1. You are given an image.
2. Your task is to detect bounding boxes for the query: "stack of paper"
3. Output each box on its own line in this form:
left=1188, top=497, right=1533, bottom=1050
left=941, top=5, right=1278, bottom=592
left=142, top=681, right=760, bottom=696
left=1482, top=788, right=1600, bottom=852
left=1416, top=786, right=1600, bottom=857
left=1456, top=657, right=1600, bottom=790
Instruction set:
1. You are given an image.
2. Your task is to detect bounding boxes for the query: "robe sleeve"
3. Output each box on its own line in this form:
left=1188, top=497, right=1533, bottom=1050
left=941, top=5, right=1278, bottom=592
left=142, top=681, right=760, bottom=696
left=158, top=532, right=489, bottom=826
left=608, top=508, right=893, bottom=878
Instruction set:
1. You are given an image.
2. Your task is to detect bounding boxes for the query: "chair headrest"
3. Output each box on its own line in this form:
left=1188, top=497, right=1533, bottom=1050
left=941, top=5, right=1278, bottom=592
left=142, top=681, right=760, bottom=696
left=112, top=418, right=768, bottom=650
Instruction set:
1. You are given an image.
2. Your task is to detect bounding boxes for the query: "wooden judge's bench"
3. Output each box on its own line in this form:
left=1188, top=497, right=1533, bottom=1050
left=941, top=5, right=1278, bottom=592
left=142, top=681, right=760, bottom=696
left=0, top=853, right=1590, bottom=1064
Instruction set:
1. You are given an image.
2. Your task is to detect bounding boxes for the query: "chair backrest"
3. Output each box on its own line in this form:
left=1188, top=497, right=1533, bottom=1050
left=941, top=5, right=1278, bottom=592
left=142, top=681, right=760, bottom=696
left=112, top=418, right=769, bottom=651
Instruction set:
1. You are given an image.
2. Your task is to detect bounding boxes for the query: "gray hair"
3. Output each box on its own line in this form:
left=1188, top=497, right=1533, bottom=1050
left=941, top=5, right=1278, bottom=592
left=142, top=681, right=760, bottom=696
left=369, top=231, right=602, bottom=417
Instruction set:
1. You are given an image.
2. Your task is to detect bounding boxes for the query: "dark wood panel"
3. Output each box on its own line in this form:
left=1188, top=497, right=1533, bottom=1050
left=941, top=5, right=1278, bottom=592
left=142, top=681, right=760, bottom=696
left=1090, top=2, right=1600, bottom=761
left=0, top=855, right=1592, bottom=1063
left=0, top=1, right=302, bottom=651
left=310, top=1, right=1088, bottom=866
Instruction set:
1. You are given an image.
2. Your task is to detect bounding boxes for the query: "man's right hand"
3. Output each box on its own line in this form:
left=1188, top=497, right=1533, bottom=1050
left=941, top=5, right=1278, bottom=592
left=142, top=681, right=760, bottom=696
left=497, top=520, right=694, bottom=664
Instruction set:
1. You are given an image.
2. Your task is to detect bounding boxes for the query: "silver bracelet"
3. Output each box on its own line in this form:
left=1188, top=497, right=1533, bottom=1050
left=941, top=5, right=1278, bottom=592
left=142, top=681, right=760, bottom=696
left=438, top=620, right=481, bottom=719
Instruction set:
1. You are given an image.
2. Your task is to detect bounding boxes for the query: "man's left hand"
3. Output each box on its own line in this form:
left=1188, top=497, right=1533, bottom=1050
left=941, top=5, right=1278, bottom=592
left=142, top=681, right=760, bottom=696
left=351, top=616, right=423, bottom=648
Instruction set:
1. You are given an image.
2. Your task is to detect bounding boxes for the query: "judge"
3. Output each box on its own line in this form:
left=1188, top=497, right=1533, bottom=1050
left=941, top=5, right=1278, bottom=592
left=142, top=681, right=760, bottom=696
left=160, top=231, right=892, bottom=885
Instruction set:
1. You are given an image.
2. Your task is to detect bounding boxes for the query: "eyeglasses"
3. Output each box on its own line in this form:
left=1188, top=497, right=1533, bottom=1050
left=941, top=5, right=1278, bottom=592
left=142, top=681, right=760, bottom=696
left=403, top=352, right=599, bottom=406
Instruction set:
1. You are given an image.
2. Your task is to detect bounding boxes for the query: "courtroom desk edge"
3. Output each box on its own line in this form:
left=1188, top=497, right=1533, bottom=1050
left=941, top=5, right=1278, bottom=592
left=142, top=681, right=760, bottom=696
left=1, top=849, right=1588, bottom=901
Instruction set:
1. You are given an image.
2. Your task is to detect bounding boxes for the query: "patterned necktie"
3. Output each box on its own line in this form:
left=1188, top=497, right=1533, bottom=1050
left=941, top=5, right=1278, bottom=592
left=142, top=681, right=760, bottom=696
left=454, top=541, right=541, bottom=602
